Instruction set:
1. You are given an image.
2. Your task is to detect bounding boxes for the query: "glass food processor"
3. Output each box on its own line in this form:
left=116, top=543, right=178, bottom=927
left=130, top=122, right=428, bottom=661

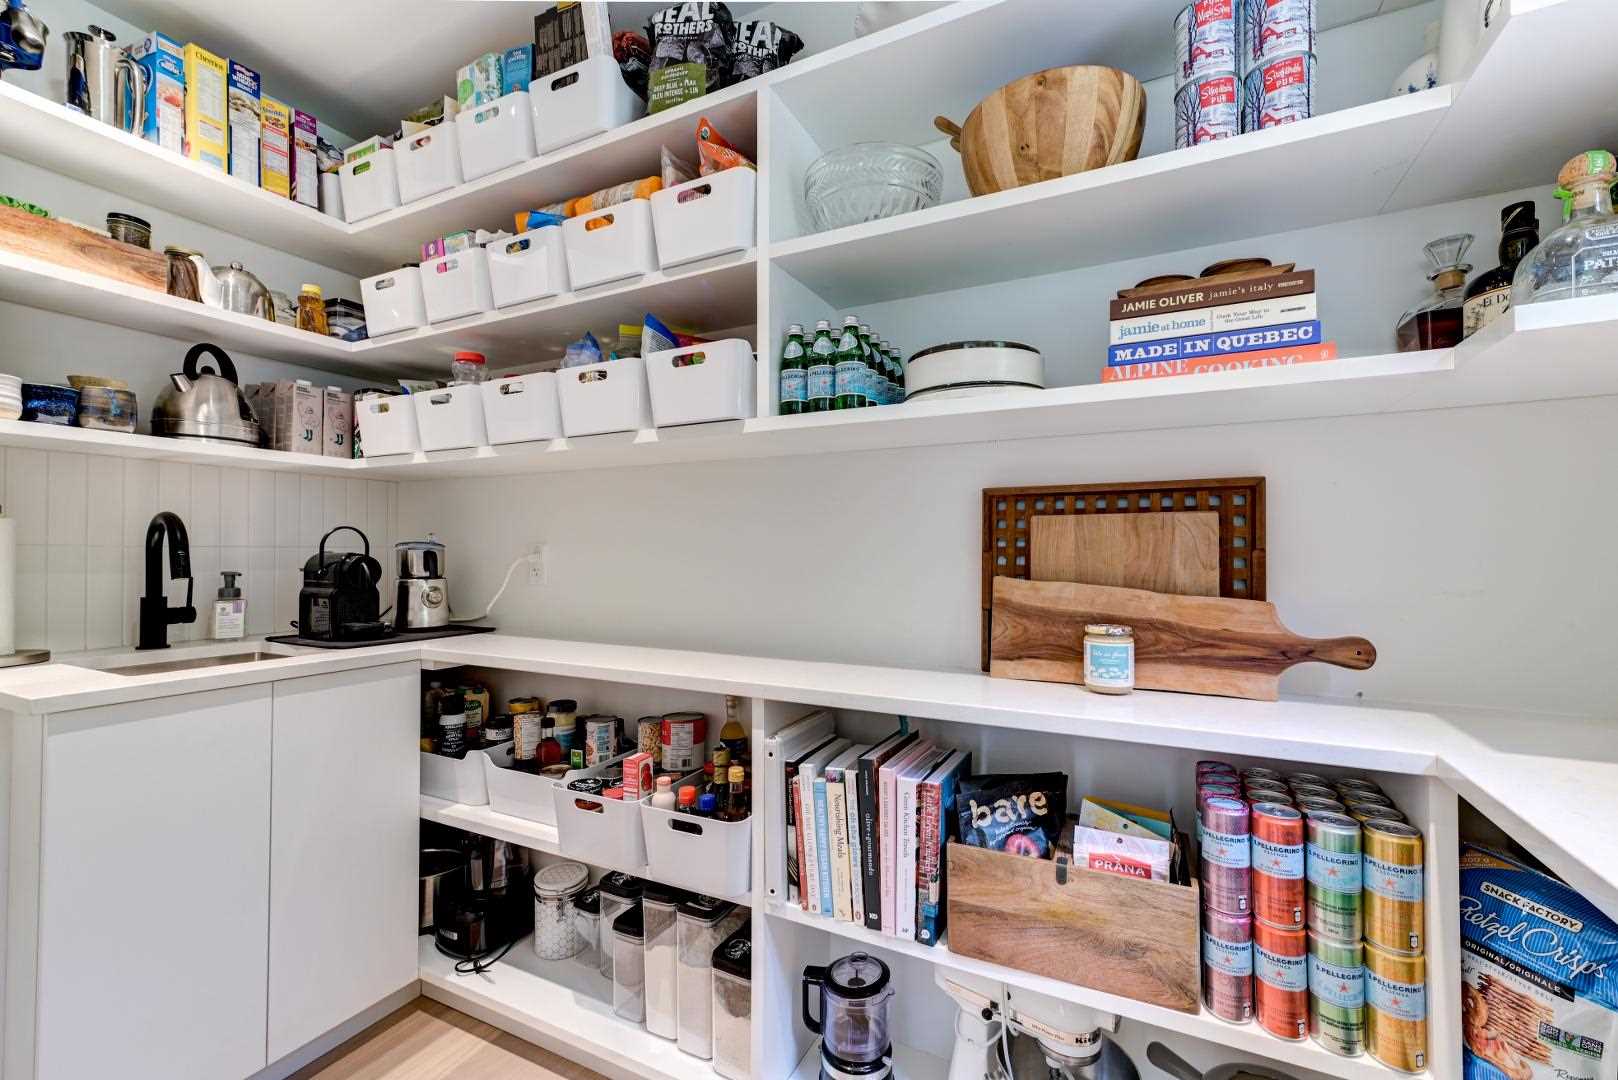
left=803, top=952, right=895, bottom=1079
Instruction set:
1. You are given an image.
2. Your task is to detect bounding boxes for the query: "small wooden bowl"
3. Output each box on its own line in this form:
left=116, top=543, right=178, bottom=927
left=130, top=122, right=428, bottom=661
left=936, top=66, right=1146, bottom=197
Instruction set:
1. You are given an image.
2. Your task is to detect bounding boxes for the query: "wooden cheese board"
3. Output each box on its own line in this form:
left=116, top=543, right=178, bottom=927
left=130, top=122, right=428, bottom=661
left=0, top=205, right=167, bottom=291
left=1030, top=511, right=1220, bottom=596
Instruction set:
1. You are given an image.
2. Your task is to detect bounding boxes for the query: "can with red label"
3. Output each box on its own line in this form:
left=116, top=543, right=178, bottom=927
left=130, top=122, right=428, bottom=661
left=1175, top=72, right=1241, bottom=149
left=1240, top=0, right=1317, bottom=66
left=1175, top=0, right=1238, bottom=85
left=1251, top=801, right=1305, bottom=929
left=658, top=711, right=707, bottom=772
left=1198, top=782, right=1241, bottom=811
left=1254, top=920, right=1309, bottom=1040
left=1199, top=796, right=1251, bottom=915
left=1242, top=51, right=1315, bottom=132
left=1202, top=908, right=1254, bottom=1024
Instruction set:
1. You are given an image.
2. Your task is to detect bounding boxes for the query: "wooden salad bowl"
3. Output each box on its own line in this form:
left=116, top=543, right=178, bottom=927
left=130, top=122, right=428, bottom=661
left=935, top=65, right=1146, bottom=197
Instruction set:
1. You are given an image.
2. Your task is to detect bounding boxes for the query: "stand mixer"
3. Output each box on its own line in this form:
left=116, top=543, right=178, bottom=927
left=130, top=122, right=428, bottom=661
left=936, top=969, right=1138, bottom=1080
left=0, top=0, right=47, bottom=78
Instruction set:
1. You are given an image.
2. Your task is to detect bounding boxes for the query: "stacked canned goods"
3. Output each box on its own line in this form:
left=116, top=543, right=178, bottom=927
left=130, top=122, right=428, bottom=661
left=1174, top=0, right=1315, bottom=149
left=1193, top=762, right=1426, bottom=1072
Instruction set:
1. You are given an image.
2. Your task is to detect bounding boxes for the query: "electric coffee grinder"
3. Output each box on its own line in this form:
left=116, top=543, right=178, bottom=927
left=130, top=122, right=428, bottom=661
left=395, top=537, right=449, bottom=631
left=804, top=952, right=895, bottom=1080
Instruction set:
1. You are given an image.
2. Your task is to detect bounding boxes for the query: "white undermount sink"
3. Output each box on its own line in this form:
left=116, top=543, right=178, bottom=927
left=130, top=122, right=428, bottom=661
left=80, top=642, right=303, bottom=677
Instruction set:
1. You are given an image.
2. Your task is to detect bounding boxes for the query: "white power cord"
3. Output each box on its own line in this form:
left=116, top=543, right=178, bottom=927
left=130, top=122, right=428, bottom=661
left=449, top=552, right=532, bottom=623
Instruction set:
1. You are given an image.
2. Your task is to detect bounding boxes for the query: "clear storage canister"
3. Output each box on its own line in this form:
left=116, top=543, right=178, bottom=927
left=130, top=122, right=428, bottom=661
left=711, top=924, right=752, bottom=1080
left=572, top=885, right=600, bottom=969
left=643, top=881, right=692, bottom=1040
left=597, top=872, right=644, bottom=980
left=531, top=860, right=589, bottom=960
left=676, top=896, right=748, bottom=1059
left=611, top=902, right=647, bottom=1023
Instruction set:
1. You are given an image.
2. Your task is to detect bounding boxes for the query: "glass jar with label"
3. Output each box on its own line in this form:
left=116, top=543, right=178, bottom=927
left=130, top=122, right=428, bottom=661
left=1514, top=151, right=1618, bottom=305
left=530, top=860, right=588, bottom=960
left=1083, top=623, right=1135, bottom=694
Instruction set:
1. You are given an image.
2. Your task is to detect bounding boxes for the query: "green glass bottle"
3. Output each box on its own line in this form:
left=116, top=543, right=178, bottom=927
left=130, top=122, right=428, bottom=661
left=877, top=337, right=897, bottom=406
left=806, top=320, right=836, bottom=412
left=833, top=316, right=865, bottom=410
left=857, top=323, right=881, bottom=406
left=778, top=324, right=807, bottom=415
left=888, top=342, right=905, bottom=402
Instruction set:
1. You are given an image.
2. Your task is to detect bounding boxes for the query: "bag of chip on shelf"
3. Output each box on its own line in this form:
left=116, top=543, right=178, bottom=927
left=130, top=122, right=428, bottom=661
left=696, top=115, right=753, bottom=174
left=646, top=2, right=735, bottom=113
left=729, top=19, right=803, bottom=83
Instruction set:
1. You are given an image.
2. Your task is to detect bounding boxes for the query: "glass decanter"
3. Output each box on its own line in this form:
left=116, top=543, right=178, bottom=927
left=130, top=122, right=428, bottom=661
left=1396, top=234, right=1473, bottom=351
left=1512, top=150, right=1618, bottom=305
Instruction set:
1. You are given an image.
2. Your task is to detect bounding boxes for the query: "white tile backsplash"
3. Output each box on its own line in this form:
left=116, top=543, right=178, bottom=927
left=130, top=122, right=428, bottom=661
left=0, top=451, right=396, bottom=653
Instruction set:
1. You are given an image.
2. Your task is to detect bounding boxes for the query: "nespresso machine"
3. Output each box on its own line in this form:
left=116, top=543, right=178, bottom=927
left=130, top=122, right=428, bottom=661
left=395, top=537, right=449, bottom=631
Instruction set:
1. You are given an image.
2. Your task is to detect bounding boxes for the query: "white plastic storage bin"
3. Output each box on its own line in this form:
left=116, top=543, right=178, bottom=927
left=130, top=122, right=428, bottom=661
left=421, top=745, right=503, bottom=805
left=529, top=56, right=644, bottom=154
left=339, top=150, right=401, bottom=223
left=642, top=772, right=751, bottom=898
left=456, top=90, right=536, bottom=181
left=421, top=248, right=494, bottom=323
left=646, top=339, right=756, bottom=428
left=359, top=267, right=427, bottom=338
left=557, top=356, right=652, bottom=438
left=487, top=230, right=568, bottom=308
left=481, top=371, right=562, bottom=445
left=355, top=393, right=420, bottom=457
left=555, top=762, right=650, bottom=874
left=650, top=168, right=757, bottom=269
left=413, top=384, right=488, bottom=451
left=484, top=744, right=629, bottom=825
left=396, top=124, right=464, bottom=204
left=562, top=199, right=657, bottom=289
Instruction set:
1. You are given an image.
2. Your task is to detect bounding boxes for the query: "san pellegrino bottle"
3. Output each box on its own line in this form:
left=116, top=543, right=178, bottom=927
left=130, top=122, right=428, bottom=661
left=857, top=323, right=881, bottom=405
left=879, top=337, right=898, bottom=405
left=834, top=316, right=865, bottom=410
left=886, top=341, right=905, bottom=402
left=1513, top=151, right=1618, bottom=305
left=778, top=324, right=807, bottom=415
left=807, top=320, right=836, bottom=412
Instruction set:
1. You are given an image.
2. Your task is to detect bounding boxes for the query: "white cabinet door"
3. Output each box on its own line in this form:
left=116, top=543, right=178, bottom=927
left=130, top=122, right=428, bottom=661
left=267, top=662, right=418, bottom=1062
left=36, top=685, right=273, bottom=1080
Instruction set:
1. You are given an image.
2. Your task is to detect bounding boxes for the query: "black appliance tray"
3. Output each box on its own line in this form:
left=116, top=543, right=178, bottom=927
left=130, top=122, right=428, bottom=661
left=265, top=625, right=497, bottom=650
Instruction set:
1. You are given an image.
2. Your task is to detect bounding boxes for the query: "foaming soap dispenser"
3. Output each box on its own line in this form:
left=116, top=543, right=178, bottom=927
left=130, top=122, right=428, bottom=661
left=212, top=570, right=246, bottom=640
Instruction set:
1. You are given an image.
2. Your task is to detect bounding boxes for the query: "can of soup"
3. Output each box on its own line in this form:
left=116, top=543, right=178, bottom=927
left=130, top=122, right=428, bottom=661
left=1239, top=0, right=1317, bottom=66
left=1175, top=72, right=1241, bottom=148
left=1365, top=943, right=1427, bottom=1072
left=1200, top=796, right=1251, bottom=915
left=659, top=711, right=707, bottom=772
left=1308, top=932, right=1366, bottom=1057
left=1305, top=811, right=1362, bottom=941
left=1202, top=908, right=1254, bottom=1024
left=1242, top=51, right=1315, bottom=132
left=1254, top=920, right=1308, bottom=1040
left=582, top=715, right=620, bottom=767
left=1364, top=821, right=1424, bottom=955
left=1176, top=0, right=1238, bottom=85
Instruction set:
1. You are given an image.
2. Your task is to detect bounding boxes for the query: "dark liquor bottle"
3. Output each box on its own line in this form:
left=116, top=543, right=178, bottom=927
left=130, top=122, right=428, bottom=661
left=1396, top=234, right=1472, bottom=352
left=1463, top=201, right=1539, bottom=338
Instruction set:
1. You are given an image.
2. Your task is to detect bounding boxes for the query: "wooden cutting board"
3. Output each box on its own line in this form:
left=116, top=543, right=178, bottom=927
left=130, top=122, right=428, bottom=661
left=990, top=578, right=1375, bottom=701
left=1030, top=512, right=1220, bottom=596
left=0, top=205, right=167, bottom=291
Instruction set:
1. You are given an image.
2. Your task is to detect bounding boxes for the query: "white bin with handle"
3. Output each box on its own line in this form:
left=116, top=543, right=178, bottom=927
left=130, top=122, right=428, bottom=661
left=650, top=168, right=757, bottom=269
left=529, top=56, right=644, bottom=153
left=481, top=371, right=562, bottom=445
left=646, top=339, right=756, bottom=427
left=562, top=200, right=658, bottom=289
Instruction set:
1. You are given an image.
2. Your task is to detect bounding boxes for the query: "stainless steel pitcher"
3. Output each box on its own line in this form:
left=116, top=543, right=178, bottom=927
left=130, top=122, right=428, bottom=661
left=65, top=25, right=142, bottom=133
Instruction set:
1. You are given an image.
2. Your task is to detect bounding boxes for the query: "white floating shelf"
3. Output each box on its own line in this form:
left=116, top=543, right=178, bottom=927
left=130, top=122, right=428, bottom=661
left=417, top=934, right=712, bottom=1080
left=0, top=418, right=361, bottom=471
left=418, top=794, right=560, bottom=854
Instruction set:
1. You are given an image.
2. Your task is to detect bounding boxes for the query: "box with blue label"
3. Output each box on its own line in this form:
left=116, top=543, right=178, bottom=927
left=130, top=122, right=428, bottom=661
left=129, top=32, right=185, bottom=155
left=227, top=60, right=261, bottom=186
left=503, top=45, right=534, bottom=95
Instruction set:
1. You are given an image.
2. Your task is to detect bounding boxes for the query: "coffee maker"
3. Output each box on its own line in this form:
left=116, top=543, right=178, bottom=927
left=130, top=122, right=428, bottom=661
left=804, top=953, right=895, bottom=1080
left=395, top=537, right=449, bottom=631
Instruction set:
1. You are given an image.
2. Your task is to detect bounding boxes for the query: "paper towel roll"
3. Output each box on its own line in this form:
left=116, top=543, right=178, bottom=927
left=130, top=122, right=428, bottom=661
left=0, top=514, right=14, bottom=656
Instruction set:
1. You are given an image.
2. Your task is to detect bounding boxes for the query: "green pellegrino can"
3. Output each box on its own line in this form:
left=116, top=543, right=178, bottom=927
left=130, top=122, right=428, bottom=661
left=833, top=316, right=865, bottom=409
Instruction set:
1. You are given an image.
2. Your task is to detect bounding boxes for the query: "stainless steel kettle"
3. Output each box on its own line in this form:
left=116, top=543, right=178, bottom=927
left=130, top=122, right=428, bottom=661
left=151, top=343, right=261, bottom=445
left=65, top=25, right=142, bottom=132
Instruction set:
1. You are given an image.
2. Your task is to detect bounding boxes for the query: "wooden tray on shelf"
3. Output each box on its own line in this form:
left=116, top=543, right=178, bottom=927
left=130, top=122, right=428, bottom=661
left=980, top=477, right=1265, bottom=670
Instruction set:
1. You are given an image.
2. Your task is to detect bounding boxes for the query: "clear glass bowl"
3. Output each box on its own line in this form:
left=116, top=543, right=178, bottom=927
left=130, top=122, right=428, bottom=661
left=804, top=143, right=942, bottom=232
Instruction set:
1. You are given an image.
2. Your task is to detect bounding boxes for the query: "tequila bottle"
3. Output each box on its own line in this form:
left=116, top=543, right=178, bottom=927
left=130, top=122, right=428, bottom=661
left=1512, top=151, right=1618, bottom=305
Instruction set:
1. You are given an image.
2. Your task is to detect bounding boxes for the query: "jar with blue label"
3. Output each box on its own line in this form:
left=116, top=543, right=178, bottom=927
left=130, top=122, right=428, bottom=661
left=1083, top=623, right=1135, bottom=694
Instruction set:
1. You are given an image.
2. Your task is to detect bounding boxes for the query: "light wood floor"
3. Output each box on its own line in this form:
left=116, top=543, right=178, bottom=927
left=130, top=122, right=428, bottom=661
left=290, top=998, right=607, bottom=1080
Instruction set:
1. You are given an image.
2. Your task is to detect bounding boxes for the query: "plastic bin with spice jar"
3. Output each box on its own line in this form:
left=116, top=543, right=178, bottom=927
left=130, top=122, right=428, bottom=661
left=676, top=896, right=748, bottom=1059
left=572, top=885, right=601, bottom=970
left=530, top=861, right=589, bottom=960
left=596, top=871, right=644, bottom=981
left=611, top=902, right=647, bottom=1023
left=643, top=881, right=693, bottom=1040
left=711, top=924, right=752, bottom=1079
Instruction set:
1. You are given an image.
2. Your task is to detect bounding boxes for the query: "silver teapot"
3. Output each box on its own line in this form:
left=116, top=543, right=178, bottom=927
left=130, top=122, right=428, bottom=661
left=186, top=258, right=276, bottom=321
left=151, top=343, right=261, bottom=445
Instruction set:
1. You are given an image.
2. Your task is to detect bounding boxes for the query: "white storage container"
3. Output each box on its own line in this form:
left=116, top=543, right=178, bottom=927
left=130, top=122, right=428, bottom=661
left=642, top=882, right=686, bottom=1041
left=483, top=742, right=627, bottom=825
left=529, top=56, right=644, bottom=154
left=487, top=230, right=568, bottom=308
left=646, top=339, right=756, bottom=428
left=481, top=371, right=562, bottom=446
left=421, top=248, right=494, bottom=323
left=413, top=384, right=488, bottom=451
left=359, top=267, right=427, bottom=338
left=420, top=744, right=504, bottom=805
left=711, top=927, right=752, bottom=1080
left=650, top=168, right=757, bottom=269
left=597, top=872, right=644, bottom=982
left=355, top=393, right=420, bottom=457
left=557, top=356, right=652, bottom=438
left=456, top=90, right=536, bottom=181
left=677, top=897, right=747, bottom=1060
left=642, top=773, right=752, bottom=899
left=562, top=199, right=657, bottom=290
left=339, top=149, right=401, bottom=223
left=396, top=124, right=464, bottom=204
left=555, top=761, right=650, bottom=874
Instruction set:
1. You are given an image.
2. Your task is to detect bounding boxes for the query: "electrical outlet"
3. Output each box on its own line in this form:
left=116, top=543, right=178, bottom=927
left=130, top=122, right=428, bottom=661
left=527, top=543, right=547, bottom=585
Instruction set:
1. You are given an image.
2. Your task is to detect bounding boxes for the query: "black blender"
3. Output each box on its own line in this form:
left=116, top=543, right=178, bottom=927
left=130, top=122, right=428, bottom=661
left=803, top=952, right=896, bottom=1080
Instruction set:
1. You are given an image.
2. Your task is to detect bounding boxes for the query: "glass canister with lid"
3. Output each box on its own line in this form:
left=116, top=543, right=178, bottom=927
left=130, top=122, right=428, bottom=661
left=643, top=881, right=693, bottom=1040
left=597, top=872, right=644, bottom=979
left=531, top=860, right=589, bottom=960
left=677, top=896, right=748, bottom=1059
left=711, top=924, right=753, bottom=1080
left=611, top=902, right=647, bottom=1023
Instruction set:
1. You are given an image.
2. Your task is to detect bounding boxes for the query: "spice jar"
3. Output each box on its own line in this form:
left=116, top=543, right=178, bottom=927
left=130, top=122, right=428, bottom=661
left=643, top=881, right=692, bottom=1040
left=531, top=861, right=588, bottom=960
left=597, top=872, right=644, bottom=980
left=611, top=902, right=647, bottom=1023
left=677, top=896, right=747, bottom=1059
left=572, top=886, right=600, bottom=969
left=1083, top=623, right=1135, bottom=694
left=711, top=924, right=752, bottom=1080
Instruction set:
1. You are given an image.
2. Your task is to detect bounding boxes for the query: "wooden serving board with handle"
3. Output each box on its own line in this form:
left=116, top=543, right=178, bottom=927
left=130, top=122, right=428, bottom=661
left=990, top=578, right=1375, bottom=701
left=1030, top=511, right=1221, bottom=596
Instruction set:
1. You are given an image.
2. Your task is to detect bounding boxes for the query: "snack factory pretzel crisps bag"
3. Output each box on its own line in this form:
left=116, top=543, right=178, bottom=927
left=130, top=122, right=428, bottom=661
left=1460, top=844, right=1618, bottom=1080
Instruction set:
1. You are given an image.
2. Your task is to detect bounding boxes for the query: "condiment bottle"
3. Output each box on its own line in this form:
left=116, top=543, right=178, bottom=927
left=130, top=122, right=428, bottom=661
left=701, top=760, right=717, bottom=794
left=676, top=785, right=698, bottom=814
left=438, top=694, right=467, bottom=759
left=651, top=775, right=677, bottom=811
left=719, top=696, right=747, bottom=763
left=696, top=792, right=718, bottom=818
left=296, top=283, right=328, bottom=335
left=718, top=765, right=747, bottom=822
left=451, top=350, right=487, bottom=384
left=539, top=712, right=563, bottom=766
